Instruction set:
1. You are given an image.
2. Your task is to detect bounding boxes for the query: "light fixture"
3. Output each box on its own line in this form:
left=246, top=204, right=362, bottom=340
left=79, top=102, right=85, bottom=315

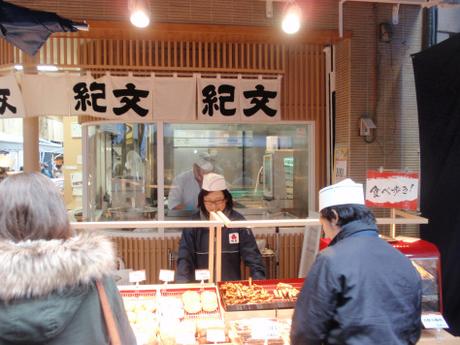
left=129, top=0, right=150, bottom=28
left=37, top=65, right=58, bottom=72
left=13, top=64, right=58, bottom=72
left=281, top=1, right=302, bottom=34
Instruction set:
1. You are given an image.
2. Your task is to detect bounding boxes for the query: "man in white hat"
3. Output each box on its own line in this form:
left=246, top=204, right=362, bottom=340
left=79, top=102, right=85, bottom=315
left=176, top=173, right=266, bottom=282
left=291, top=179, right=422, bottom=345
left=168, top=152, right=215, bottom=211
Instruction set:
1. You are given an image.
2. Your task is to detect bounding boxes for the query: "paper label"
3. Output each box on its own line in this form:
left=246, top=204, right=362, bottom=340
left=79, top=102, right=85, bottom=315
left=207, top=329, right=226, bottom=343
left=176, top=331, right=196, bottom=345
left=251, top=322, right=279, bottom=340
left=128, top=270, right=146, bottom=283
left=195, top=269, right=210, bottom=281
left=159, top=269, right=175, bottom=282
left=421, top=314, right=449, bottom=329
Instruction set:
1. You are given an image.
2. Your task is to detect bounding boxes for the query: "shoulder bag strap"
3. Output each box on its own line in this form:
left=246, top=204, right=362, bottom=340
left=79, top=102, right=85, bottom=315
left=96, top=280, right=122, bottom=345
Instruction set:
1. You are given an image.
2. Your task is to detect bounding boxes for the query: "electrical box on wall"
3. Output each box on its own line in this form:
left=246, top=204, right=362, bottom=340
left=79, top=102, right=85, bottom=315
left=360, top=118, right=376, bottom=137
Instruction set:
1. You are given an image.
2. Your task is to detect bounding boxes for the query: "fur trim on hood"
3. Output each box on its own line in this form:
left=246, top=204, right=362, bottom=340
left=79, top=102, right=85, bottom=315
left=0, top=233, right=115, bottom=301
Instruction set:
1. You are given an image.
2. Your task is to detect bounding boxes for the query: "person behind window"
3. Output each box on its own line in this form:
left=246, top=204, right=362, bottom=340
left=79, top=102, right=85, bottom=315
left=40, top=162, right=53, bottom=178
left=167, top=152, right=214, bottom=211
left=290, top=178, right=422, bottom=345
left=176, top=173, right=266, bottom=282
left=52, top=154, right=64, bottom=178
left=0, top=173, right=136, bottom=345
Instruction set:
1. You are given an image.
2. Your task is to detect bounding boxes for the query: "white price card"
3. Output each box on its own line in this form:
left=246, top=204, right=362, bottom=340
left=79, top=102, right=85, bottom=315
left=129, top=270, right=146, bottom=283
left=421, top=313, right=449, bottom=329
left=251, top=320, right=279, bottom=340
left=195, top=269, right=211, bottom=281
left=176, top=331, right=196, bottom=345
left=159, top=269, right=175, bottom=282
left=207, top=329, right=226, bottom=343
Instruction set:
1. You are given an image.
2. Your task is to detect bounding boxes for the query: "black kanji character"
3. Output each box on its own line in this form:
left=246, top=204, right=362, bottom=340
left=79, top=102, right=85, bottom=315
left=369, top=185, right=380, bottom=198
left=73, top=82, right=91, bottom=111
left=113, top=83, right=149, bottom=117
left=202, top=85, right=219, bottom=116
left=0, top=89, right=16, bottom=115
left=218, top=84, right=236, bottom=116
left=243, top=84, right=277, bottom=117
left=90, top=82, right=107, bottom=113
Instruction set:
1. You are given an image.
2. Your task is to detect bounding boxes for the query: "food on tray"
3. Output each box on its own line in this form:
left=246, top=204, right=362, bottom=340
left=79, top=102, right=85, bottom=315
left=159, top=296, right=185, bottom=319
left=182, top=290, right=202, bottom=314
left=220, top=281, right=273, bottom=305
left=160, top=318, right=181, bottom=345
left=201, top=290, right=218, bottom=312
left=412, top=261, right=434, bottom=280
left=123, top=296, right=157, bottom=314
left=273, top=282, right=300, bottom=300
left=231, top=318, right=291, bottom=345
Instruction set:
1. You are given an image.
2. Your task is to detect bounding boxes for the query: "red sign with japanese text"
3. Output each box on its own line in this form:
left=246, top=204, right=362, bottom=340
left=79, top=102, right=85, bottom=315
left=365, top=170, right=419, bottom=210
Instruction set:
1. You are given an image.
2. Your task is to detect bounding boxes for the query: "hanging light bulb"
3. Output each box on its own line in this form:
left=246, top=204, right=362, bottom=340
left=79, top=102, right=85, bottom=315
left=129, top=0, right=150, bottom=28
left=281, top=2, right=301, bottom=35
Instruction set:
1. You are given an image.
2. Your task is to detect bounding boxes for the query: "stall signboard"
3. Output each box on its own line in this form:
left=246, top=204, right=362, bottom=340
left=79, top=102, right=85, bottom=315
left=197, top=76, right=280, bottom=122
left=365, top=170, right=419, bottom=210
left=6, top=73, right=281, bottom=122
left=0, top=75, right=25, bottom=118
left=153, top=76, right=196, bottom=120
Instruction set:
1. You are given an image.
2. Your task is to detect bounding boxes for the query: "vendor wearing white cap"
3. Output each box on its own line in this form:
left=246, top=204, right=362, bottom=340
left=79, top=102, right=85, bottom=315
left=291, top=179, right=422, bottom=345
left=168, top=152, right=215, bottom=211
left=176, top=173, right=266, bottom=282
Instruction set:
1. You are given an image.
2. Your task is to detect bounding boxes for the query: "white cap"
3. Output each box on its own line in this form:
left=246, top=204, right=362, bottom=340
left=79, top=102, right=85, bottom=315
left=319, top=178, right=365, bottom=211
left=195, top=152, right=214, bottom=173
left=202, top=173, right=227, bottom=192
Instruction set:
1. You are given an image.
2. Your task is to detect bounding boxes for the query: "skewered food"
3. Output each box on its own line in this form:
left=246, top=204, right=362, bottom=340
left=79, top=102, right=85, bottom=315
left=220, top=281, right=273, bottom=305
left=273, top=282, right=300, bottom=299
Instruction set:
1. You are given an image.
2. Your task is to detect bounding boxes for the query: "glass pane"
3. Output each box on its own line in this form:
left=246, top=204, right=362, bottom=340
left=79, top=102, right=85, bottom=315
left=164, top=123, right=311, bottom=219
left=86, top=123, right=157, bottom=222
left=411, top=258, right=441, bottom=313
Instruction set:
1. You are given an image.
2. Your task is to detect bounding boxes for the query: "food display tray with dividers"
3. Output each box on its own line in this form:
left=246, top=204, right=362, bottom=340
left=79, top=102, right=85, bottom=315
left=217, top=278, right=305, bottom=312
left=118, top=283, right=224, bottom=321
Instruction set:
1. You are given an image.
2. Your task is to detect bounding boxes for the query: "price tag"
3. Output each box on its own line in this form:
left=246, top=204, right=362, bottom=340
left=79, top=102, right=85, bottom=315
left=195, top=269, right=211, bottom=281
left=159, top=269, right=175, bottom=283
left=206, top=329, right=226, bottom=343
left=128, top=270, right=146, bottom=283
left=176, top=331, right=196, bottom=345
left=251, top=321, right=279, bottom=340
left=421, top=313, right=449, bottom=329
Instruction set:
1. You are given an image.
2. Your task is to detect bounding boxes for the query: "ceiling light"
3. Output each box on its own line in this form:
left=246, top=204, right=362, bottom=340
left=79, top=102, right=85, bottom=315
left=129, top=0, right=150, bottom=28
left=282, top=2, right=302, bottom=35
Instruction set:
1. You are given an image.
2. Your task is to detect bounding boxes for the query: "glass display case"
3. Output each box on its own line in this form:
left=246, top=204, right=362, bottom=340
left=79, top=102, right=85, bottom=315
left=163, top=123, right=312, bottom=219
left=85, top=123, right=157, bottom=222
left=84, top=122, right=314, bottom=222
left=391, top=238, right=442, bottom=313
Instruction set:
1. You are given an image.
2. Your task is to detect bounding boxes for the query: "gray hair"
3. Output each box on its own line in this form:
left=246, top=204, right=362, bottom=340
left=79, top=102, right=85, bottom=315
left=0, top=172, right=72, bottom=241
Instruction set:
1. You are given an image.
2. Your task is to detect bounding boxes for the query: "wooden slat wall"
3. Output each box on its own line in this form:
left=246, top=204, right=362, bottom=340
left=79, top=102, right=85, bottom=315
left=112, top=233, right=304, bottom=284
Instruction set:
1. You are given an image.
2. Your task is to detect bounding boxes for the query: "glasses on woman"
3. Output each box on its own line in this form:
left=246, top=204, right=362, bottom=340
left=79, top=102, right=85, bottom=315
left=203, top=198, right=226, bottom=207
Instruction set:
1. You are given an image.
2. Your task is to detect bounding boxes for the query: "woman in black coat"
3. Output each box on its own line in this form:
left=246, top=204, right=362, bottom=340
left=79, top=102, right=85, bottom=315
left=176, top=173, right=266, bottom=283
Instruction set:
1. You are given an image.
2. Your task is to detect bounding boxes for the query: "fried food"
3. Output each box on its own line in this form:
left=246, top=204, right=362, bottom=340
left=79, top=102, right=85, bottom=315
left=220, top=281, right=273, bottom=305
left=273, top=282, right=300, bottom=300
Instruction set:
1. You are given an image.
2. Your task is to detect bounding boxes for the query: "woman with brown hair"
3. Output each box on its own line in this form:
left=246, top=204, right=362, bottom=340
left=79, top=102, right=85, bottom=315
left=0, top=173, right=136, bottom=345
